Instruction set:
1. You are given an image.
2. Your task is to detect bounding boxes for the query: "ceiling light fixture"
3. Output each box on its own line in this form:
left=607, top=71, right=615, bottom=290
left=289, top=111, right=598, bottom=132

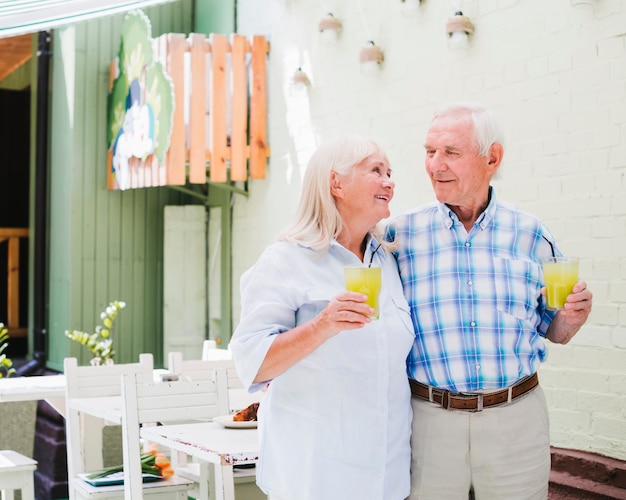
left=318, top=13, right=342, bottom=44
left=359, top=40, right=384, bottom=75
left=446, top=11, right=474, bottom=49
left=291, top=67, right=311, bottom=91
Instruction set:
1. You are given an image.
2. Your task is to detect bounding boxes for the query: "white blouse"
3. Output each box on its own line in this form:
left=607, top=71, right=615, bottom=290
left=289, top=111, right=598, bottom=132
left=231, top=238, right=414, bottom=500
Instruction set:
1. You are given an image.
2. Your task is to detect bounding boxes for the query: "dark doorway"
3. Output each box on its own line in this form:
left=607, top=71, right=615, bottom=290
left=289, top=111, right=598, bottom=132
left=0, top=88, right=31, bottom=358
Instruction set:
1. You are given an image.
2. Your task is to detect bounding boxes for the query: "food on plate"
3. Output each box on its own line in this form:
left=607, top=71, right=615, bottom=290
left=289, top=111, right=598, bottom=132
left=232, top=402, right=260, bottom=422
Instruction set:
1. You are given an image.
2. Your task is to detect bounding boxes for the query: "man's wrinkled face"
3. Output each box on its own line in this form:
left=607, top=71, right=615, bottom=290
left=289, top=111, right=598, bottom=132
left=424, top=112, right=495, bottom=210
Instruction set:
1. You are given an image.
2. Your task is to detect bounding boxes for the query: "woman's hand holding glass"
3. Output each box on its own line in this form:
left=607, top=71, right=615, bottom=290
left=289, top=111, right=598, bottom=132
left=312, top=292, right=374, bottom=339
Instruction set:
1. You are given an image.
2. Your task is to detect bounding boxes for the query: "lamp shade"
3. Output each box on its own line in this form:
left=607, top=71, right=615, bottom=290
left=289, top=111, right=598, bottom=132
left=359, top=41, right=384, bottom=75
left=291, top=68, right=310, bottom=91
left=446, top=11, right=474, bottom=49
left=319, top=13, right=342, bottom=43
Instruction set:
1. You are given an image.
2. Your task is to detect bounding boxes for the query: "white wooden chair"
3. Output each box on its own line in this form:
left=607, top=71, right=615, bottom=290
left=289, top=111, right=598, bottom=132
left=120, top=372, right=229, bottom=499
left=0, top=449, right=37, bottom=500
left=63, top=353, right=193, bottom=499
left=0, top=399, right=38, bottom=500
left=166, top=351, right=264, bottom=500
left=168, top=351, right=260, bottom=414
left=201, top=340, right=232, bottom=361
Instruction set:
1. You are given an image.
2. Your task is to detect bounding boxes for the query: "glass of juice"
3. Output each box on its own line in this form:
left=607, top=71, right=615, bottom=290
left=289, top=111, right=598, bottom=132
left=344, top=266, right=382, bottom=319
left=542, top=257, right=579, bottom=310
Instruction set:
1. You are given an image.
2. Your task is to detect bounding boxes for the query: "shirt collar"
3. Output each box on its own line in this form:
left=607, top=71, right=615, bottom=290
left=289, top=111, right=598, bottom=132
left=329, top=233, right=382, bottom=264
left=436, top=186, right=497, bottom=231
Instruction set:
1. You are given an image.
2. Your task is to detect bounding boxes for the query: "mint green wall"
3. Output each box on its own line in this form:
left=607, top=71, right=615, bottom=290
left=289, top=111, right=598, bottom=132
left=46, top=0, right=198, bottom=370
left=194, top=0, right=234, bottom=34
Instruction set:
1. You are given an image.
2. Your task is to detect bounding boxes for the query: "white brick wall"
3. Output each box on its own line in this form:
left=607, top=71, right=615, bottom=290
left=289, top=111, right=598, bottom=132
left=233, top=0, right=626, bottom=460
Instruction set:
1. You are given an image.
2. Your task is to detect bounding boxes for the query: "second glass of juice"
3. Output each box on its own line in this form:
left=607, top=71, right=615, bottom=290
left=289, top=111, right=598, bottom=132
left=542, top=257, right=579, bottom=310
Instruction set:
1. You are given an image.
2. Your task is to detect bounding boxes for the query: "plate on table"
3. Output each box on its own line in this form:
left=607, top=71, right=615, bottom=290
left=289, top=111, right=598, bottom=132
left=214, top=414, right=258, bottom=429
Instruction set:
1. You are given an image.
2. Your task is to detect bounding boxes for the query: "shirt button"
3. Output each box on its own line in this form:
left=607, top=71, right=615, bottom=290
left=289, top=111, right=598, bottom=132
left=467, top=280, right=473, bottom=286
left=465, top=242, right=471, bottom=247
left=470, top=321, right=476, bottom=327
left=476, top=364, right=481, bottom=370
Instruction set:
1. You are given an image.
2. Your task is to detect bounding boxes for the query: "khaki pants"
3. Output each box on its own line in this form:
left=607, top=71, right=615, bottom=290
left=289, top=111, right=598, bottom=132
left=409, top=386, right=550, bottom=500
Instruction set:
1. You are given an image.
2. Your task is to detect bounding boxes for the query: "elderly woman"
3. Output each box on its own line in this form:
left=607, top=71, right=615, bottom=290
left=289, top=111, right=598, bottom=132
left=230, top=136, right=414, bottom=500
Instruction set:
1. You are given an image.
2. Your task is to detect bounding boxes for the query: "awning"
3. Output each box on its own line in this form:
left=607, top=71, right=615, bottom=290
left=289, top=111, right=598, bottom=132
left=0, top=0, right=176, bottom=38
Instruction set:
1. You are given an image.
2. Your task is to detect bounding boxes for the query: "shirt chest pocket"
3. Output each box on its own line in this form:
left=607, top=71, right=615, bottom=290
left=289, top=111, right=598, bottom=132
left=296, top=289, right=335, bottom=326
left=493, top=257, right=542, bottom=321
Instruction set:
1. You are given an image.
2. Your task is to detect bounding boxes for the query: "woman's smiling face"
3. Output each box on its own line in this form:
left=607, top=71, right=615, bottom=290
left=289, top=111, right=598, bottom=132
left=335, top=154, right=395, bottom=228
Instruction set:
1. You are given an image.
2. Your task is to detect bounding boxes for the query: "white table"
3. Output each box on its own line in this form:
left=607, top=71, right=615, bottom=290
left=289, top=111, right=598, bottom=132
left=0, top=370, right=169, bottom=417
left=0, top=374, right=66, bottom=415
left=0, top=374, right=65, bottom=402
left=140, top=421, right=260, bottom=500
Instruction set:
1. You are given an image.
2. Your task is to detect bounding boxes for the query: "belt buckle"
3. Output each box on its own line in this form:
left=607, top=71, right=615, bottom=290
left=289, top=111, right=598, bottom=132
left=441, top=390, right=450, bottom=410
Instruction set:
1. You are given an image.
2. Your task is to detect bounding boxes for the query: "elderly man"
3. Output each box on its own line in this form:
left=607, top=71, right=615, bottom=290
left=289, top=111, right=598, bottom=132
left=387, top=102, right=593, bottom=499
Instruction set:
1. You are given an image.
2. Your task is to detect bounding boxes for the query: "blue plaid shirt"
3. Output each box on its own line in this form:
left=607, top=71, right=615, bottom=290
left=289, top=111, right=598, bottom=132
left=387, top=187, right=559, bottom=392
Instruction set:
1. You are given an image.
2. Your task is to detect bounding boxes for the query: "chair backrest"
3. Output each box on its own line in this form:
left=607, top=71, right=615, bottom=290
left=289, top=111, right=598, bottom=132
left=120, top=372, right=225, bottom=498
left=64, top=353, right=154, bottom=398
left=202, top=339, right=233, bottom=360
left=63, top=353, right=155, bottom=482
left=168, top=351, right=260, bottom=413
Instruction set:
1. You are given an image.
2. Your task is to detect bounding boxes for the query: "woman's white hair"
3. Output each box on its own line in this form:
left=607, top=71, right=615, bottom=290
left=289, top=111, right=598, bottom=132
left=279, top=135, right=389, bottom=252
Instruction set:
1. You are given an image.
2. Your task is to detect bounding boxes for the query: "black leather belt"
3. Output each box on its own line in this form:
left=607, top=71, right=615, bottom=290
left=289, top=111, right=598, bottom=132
left=409, top=373, right=539, bottom=412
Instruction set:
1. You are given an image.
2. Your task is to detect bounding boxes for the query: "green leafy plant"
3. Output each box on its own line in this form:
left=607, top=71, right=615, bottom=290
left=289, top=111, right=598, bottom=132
left=65, top=300, right=126, bottom=365
left=0, top=323, right=16, bottom=378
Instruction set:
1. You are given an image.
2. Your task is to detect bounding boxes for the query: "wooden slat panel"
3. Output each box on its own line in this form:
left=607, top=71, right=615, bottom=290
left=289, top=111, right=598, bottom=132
left=230, top=34, right=249, bottom=182
left=249, top=35, right=269, bottom=179
left=209, top=34, right=229, bottom=183
left=166, top=33, right=186, bottom=185
left=188, top=33, right=207, bottom=184
left=107, top=31, right=269, bottom=189
left=7, top=237, right=19, bottom=328
left=163, top=206, right=207, bottom=360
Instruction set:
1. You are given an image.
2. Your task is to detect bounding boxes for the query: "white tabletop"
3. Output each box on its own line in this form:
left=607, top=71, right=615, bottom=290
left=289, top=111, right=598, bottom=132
left=0, top=374, right=66, bottom=402
left=140, top=421, right=259, bottom=466
left=0, top=370, right=169, bottom=420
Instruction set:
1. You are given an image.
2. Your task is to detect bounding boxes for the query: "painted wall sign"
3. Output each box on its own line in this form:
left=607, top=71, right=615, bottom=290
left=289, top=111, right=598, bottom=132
left=107, top=10, right=174, bottom=190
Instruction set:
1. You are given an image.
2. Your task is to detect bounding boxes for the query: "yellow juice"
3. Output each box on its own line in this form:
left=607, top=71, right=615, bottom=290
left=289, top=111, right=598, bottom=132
left=344, top=266, right=382, bottom=319
left=542, top=258, right=579, bottom=310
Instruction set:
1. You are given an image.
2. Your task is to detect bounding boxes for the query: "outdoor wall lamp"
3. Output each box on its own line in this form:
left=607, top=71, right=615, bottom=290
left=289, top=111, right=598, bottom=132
left=401, top=0, right=422, bottom=14
left=359, top=40, right=384, bottom=75
left=318, top=13, right=342, bottom=44
left=291, top=67, right=311, bottom=91
left=446, top=11, right=474, bottom=49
